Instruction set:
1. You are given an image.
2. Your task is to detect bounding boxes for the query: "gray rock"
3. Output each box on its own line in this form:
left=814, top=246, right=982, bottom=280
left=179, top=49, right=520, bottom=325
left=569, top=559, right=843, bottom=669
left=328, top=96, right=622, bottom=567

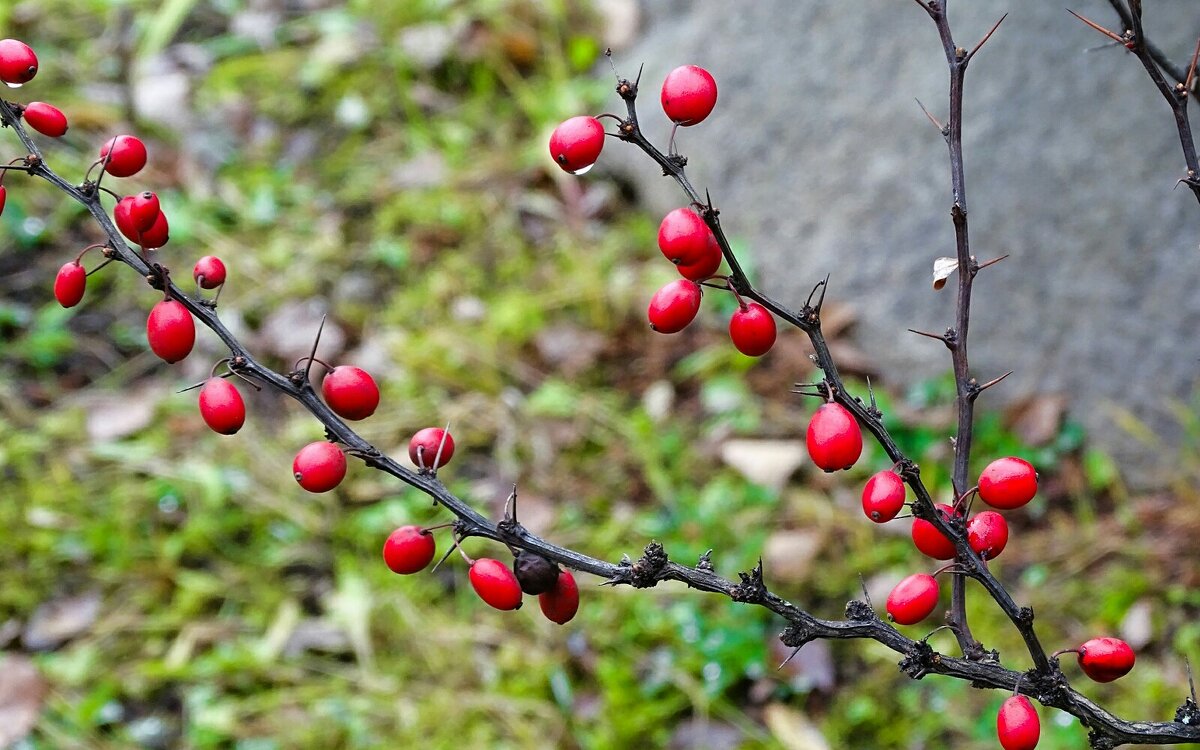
left=611, top=1, right=1200, bottom=486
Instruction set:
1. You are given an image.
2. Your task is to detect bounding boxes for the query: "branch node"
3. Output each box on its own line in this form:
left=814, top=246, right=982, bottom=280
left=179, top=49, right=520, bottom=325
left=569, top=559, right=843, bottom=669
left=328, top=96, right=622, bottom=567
left=845, top=599, right=875, bottom=621
left=780, top=624, right=817, bottom=649
left=629, top=541, right=668, bottom=588
left=731, top=558, right=767, bottom=603
left=696, top=549, right=714, bottom=572
left=899, top=639, right=936, bottom=680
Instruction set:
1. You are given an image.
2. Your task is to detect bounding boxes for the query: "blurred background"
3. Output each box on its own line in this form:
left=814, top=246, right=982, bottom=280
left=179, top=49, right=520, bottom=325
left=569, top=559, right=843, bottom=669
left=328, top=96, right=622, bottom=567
left=1, top=1, right=1198, bottom=748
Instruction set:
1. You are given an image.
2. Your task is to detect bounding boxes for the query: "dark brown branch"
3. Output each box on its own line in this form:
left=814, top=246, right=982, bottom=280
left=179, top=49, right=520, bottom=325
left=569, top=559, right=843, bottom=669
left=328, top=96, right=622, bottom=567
left=1082, top=2, right=1200, bottom=204
left=4, top=39, right=1199, bottom=747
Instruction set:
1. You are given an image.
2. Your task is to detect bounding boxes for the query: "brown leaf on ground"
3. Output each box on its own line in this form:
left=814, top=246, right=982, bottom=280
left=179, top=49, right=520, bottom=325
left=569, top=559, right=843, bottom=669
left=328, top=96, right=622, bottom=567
left=1004, top=393, right=1066, bottom=446
left=0, top=654, right=47, bottom=748
left=22, top=590, right=101, bottom=650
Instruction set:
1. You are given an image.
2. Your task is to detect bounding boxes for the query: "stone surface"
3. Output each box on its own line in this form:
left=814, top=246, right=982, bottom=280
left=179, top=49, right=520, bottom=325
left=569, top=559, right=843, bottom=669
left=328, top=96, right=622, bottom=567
left=611, top=1, right=1200, bottom=486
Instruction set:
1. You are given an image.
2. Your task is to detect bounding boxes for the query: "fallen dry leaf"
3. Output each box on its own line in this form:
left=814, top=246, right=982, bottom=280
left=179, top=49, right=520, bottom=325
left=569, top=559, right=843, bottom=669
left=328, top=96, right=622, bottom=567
left=0, top=654, right=47, bottom=748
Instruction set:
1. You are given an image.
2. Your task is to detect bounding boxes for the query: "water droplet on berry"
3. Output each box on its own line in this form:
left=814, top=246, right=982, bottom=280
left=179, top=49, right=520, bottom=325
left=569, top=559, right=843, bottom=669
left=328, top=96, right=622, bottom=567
left=4, top=81, right=22, bottom=89
left=569, top=164, right=594, bottom=176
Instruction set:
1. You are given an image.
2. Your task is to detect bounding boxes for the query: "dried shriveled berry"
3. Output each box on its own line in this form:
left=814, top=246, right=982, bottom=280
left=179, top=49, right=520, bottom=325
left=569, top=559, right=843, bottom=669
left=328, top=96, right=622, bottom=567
left=513, top=551, right=560, bottom=595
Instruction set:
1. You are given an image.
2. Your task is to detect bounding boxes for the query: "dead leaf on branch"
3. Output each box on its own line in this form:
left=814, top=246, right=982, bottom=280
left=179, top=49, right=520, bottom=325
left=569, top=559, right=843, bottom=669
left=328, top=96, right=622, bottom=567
left=932, top=256, right=958, bottom=290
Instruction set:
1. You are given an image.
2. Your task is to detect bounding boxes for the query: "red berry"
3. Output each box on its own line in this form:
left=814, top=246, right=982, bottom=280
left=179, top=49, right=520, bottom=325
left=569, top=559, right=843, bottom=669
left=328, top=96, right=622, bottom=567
left=129, top=191, right=160, bottom=232
left=657, top=208, right=712, bottom=266
left=911, top=503, right=958, bottom=560
left=729, top=302, right=776, bottom=356
left=660, top=65, right=718, bottom=126
left=805, top=402, right=862, bottom=472
left=146, top=299, right=195, bottom=363
left=548, top=116, right=605, bottom=174
left=469, top=558, right=523, bottom=610
left=193, top=256, right=227, bottom=289
left=409, top=427, right=455, bottom=470
left=0, top=40, right=38, bottom=86
left=886, top=573, right=940, bottom=625
left=53, top=262, right=86, bottom=308
left=539, top=570, right=580, bottom=625
left=862, top=470, right=906, bottom=523
left=198, top=377, right=246, bottom=435
left=382, top=526, right=436, bottom=575
left=99, top=135, right=148, bottom=178
left=978, top=456, right=1038, bottom=509
left=997, top=695, right=1040, bottom=750
left=1077, top=637, right=1135, bottom=683
left=23, top=102, right=67, bottom=137
left=0, top=185, right=6, bottom=216
left=647, top=279, right=702, bottom=333
left=676, top=231, right=722, bottom=280
left=321, top=365, right=380, bottom=421
left=113, top=196, right=140, bottom=243
left=292, top=441, right=347, bottom=493
left=967, top=510, right=1009, bottom=560
left=138, top=209, right=170, bottom=249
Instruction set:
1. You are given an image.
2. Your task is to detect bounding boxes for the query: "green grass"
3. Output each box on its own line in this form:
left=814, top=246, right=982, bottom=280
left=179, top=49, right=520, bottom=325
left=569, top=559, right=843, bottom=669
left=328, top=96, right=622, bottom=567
left=0, top=2, right=1196, bottom=748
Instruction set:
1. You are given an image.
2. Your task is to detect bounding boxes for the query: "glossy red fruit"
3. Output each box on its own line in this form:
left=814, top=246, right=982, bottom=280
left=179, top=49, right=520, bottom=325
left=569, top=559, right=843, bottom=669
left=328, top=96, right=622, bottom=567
left=53, top=262, right=86, bottom=308
left=0, top=185, right=6, bottom=216
left=886, top=573, right=940, bottom=625
left=99, top=135, right=148, bottom=178
left=539, top=570, right=580, bottom=625
left=129, top=191, right=160, bottom=232
left=805, top=402, right=863, bottom=472
left=967, top=510, right=1009, bottom=560
left=1077, top=637, right=1135, bottom=682
left=198, top=377, right=245, bottom=435
left=978, top=456, right=1038, bottom=509
left=997, top=695, right=1040, bottom=750
left=292, top=441, right=347, bottom=493
left=862, top=470, right=906, bottom=523
left=469, top=558, right=523, bottom=610
left=138, top=210, right=169, bottom=249
left=113, top=196, right=140, bottom=242
left=409, top=427, right=455, bottom=470
left=382, top=525, right=436, bottom=575
left=729, top=302, right=776, bottom=356
left=657, top=208, right=712, bottom=266
left=676, top=231, right=722, bottom=280
left=661, top=65, right=718, bottom=126
left=647, top=279, right=702, bottom=333
left=0, top=40, right=38, bottom=86
left=911, top=503, right=958, bottom=560
left=146, top=299, right=195, bottom=363
left=321, top=365, right=380, bottom=421
left=548, top=116, right=605, bottom=174
left=23, top=102, right=67, bottom=137
left=193, top=256, right=227, bottom=289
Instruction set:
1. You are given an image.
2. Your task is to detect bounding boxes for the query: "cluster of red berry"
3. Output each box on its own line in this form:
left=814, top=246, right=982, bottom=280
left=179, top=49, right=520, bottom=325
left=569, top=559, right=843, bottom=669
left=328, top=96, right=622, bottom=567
left=549, top=65, right=777, bottom=357
left=11, top=37, right=574, bottom=624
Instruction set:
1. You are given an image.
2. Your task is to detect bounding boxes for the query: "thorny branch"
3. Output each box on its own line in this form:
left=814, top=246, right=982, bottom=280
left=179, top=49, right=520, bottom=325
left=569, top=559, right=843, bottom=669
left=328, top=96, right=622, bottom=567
left=1080, top=0, right=1200, bottom=203
left=6, top=3, right=1200, bottom=743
